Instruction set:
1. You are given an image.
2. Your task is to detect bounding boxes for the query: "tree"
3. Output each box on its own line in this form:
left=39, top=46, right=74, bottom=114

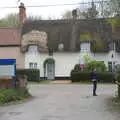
left=61, top=9, right=95, bottom=19
left=81, top=2, right=98, bottom=19
left=62, top=1, right=98, bottom=19
left=62, top=10, right=73, bottom=19
left=107, top=0, right=120, bottom=17
left=84, top=55, right=92, bottom=65
left=0, top=13, right=20, bottom=27
left=28, top=15, right=42, bottom=20
left=106, top=0, right=120, bottom=31
left=100, top=0, right=120, bottom=18
left=107, top=16, right=120, bottom=31
left=0, top=14, right=43, bottom=27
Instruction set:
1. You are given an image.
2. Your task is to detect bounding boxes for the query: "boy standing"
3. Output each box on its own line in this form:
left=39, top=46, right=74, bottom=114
left=91, top=70, right=98, bottom=96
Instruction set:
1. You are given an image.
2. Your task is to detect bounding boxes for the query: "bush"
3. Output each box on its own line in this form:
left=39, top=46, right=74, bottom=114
left=115, top=71, right=120, bottom=98
left=116, top=73, right=120, bottom=82
left=71, top=70, right=115, bottom=83
left=74, top=64, right=81, bottom=71
left=0, top=88, right=30, bottom=104
left=115, top=64, right=120, bottom=73
left=71, top=70, right=91, bottom=82
left=16, top=69, right=40, bottom=82
left=97, top=72, right=115, bottom=83
left=85, top=60, right=106, bottom=72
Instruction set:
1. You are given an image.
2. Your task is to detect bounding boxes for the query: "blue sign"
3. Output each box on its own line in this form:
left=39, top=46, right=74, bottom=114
left=0, top=59, right=16, bottom=65
left=0, top=59, right=16, bottom=77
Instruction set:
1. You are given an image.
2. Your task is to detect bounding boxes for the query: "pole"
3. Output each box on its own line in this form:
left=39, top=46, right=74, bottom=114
left=13, top=63, right=17, bottom=88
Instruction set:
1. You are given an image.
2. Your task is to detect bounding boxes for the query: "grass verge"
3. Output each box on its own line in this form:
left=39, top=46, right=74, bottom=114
left=0, top=88, right=31, bottom=105
left=107, top=96, right=120, bottom=113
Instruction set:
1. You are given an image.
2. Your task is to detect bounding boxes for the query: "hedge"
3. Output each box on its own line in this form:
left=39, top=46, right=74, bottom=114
left=16, top=69, right=40, bottom=82
left=71, top=70, right=91, bottom=82
left=116, top=72, right=120, bottom=82
left=97, top=72, right=115, bottom=83
left=71, top=70, right=115, bottom=83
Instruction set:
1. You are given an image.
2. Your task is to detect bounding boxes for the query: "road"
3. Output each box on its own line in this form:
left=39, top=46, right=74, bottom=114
left=0, top=84, right=120, bottom=120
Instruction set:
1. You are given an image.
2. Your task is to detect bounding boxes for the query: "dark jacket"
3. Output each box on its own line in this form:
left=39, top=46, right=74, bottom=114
left=91, top=72, right=98, bottom=81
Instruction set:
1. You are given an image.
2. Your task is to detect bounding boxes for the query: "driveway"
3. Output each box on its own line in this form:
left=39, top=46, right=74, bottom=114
left=0, top=84, right=120, bottom=120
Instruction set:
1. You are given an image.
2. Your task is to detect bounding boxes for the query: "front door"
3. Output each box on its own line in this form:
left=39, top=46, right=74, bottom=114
left=47, top=63, right=55, bottom=80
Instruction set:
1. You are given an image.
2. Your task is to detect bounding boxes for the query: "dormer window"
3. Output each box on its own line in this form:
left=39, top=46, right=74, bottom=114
left=28, top=45, right=38, bottom=54
left=80, top=42, right=91, bottom=52
left=58, top=43, right=64, bottom=51
left=109, top=42, right=116, bottom=51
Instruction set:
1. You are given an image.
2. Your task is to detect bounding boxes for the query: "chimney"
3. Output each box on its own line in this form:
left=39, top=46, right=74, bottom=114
left=19, top=3, right=26, bottom=27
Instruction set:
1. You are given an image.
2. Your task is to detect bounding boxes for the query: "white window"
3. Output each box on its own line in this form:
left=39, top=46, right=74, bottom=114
left=34, top=63, right=37, bottom=69
left=58, top=43, right=64, bottom=51
left=28, top=45, right=38, bottom=54
left=80, top=43, right=91, bottom=52
left=29, top=63, right=33, bottom=68
left=29, top=62, right=37, bottom=69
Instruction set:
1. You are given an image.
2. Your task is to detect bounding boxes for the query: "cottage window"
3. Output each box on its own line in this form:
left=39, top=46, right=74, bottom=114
left=28, top=45, right=38, bottom=54
left=29, top=63, right=33, bottom=68
left=34, top=63, right=37, bottom=69
left=58, top=43, right=64, bottom=51
left=108, top=61, right=113, bottom=72
left=29, top=62, right=37, bottom=69
left=80, top=43, right=91, bottom=52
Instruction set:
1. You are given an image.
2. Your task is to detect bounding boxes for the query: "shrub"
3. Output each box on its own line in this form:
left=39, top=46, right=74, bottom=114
left=85, top=60, right=107, bottom=72
left=115, top=64, right=120, bottom=73
left=71, top=70, right=114, bottom=83
left=116, top=73, right=120, bottom=82
left=74, top=64, right=81, bottom=71
left=71, top=70, right=91, bottom=82
left=91, top=40, right=109, bottom=52
left=97, top=72, right=115, bottom=83
left=16, top=69, right=40, bottom=82
left=0, top=88, right=30, bottom=104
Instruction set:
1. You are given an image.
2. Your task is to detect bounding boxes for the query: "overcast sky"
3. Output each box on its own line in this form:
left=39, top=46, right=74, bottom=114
left=0, top=0, right=92, bottom=19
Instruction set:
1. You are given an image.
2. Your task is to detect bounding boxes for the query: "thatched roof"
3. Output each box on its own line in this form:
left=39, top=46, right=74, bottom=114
left=21, top=18, right=119, bottom=53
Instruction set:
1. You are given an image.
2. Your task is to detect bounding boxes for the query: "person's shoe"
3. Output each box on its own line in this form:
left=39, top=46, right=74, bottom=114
left=93, top=94, right=98, bottom=96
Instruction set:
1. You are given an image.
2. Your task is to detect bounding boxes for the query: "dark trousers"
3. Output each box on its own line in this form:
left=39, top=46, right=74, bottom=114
left=93, top=81, right=97, bottom=95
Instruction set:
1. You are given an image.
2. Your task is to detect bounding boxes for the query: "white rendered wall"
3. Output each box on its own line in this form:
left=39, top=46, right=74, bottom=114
left=91, top=50, right=120, bottom=66
left=25, top=50, right=80, bottom=77
left=25, top=45, right=120, bottom=77
left=53, top=53, right=80, bottom=77
left=25, top=46, right=48, bottom=77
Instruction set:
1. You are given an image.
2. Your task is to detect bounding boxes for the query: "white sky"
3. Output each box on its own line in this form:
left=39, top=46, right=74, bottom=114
left=0, top=0, right=92, bottom=19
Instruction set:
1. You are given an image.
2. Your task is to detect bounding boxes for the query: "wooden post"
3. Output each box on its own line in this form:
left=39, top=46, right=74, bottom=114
left=115, top=81, right=120, bottom=98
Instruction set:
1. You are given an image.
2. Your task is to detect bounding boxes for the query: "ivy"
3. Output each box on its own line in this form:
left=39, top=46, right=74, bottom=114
left=80, top=33, right=93, bottom=42
left=43, top=58, right=55, bottom=68
left=108, top=17, right=120, bottom=32
left=91, top=40, right=109, bottom=52
left=80, top=32, right=109, bottom=52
